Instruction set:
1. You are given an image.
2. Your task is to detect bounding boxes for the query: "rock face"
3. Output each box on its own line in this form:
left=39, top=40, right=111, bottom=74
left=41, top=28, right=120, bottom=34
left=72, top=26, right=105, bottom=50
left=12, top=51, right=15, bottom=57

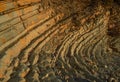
left=0, top=0, right=120, bottom=82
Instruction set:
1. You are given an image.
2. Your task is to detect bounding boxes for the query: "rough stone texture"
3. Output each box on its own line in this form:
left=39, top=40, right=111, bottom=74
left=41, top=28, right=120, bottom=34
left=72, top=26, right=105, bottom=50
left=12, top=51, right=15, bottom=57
left=0, top=0, right=120, bottom=82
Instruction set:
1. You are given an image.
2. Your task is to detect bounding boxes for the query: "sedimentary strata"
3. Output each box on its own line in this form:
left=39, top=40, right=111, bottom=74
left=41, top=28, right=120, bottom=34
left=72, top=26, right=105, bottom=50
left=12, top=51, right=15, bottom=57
left=0, top=0, right=120, bottom=82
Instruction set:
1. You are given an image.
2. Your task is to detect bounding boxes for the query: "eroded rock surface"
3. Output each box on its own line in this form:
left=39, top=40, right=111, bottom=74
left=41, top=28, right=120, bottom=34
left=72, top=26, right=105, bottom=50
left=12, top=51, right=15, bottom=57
left=0, top=0, right=120, bottom=82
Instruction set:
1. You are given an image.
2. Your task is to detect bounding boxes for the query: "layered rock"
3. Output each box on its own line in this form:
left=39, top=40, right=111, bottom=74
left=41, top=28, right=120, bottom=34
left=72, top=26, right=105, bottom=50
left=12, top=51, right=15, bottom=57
left=0, top=0, right=120, bottom=82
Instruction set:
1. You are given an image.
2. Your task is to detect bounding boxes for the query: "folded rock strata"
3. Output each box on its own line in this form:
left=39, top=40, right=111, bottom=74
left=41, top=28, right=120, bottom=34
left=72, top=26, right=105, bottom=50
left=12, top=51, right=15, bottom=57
left=0, top=0, right=120, bottom=82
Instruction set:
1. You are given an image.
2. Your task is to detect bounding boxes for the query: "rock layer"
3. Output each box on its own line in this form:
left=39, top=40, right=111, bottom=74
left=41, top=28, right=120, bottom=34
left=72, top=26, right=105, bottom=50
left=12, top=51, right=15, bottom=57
left=0, top=0, right=120, bottom=82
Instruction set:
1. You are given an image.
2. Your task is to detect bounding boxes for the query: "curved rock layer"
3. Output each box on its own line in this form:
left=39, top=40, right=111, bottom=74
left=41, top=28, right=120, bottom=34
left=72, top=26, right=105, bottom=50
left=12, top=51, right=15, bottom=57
left=0, top=0, right=120, bottom=82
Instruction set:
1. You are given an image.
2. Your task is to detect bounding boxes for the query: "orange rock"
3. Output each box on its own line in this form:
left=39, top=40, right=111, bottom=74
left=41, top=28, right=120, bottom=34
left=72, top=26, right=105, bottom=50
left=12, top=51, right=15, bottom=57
left=17, top=0, right=40, bottom=6
left=19, top=68, right=30, bottom=78
left=0, top=38, right=6, bottom=43
left=81, top=18, right=86, bottom=24
left=0, top=68, right=5, bottom=78
left=0, top=73, right=4, bottom=78
left=0, top=2, right=6, bottom=12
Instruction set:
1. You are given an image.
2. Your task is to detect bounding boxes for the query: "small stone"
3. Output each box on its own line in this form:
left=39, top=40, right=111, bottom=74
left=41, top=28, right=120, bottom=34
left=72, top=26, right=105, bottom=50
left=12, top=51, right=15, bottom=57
left=19, top=68, right=30, bottom=78
left=109, top=77, right=117, bottom=82
left=65, top=75, right=69, bottom=80
left=105, top=65, right=108, bottom=68
left=93, top=80, right=96, bottom=82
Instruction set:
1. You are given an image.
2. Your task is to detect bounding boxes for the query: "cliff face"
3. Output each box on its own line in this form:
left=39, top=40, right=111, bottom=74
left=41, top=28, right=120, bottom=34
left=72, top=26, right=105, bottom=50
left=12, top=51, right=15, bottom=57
left=0, top=0, right=120, bottom=82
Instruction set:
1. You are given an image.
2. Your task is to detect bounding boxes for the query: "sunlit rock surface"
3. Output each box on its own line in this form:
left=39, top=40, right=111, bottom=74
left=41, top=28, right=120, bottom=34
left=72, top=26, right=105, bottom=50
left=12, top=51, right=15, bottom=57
left=0, top=0, right=120, bottom=82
